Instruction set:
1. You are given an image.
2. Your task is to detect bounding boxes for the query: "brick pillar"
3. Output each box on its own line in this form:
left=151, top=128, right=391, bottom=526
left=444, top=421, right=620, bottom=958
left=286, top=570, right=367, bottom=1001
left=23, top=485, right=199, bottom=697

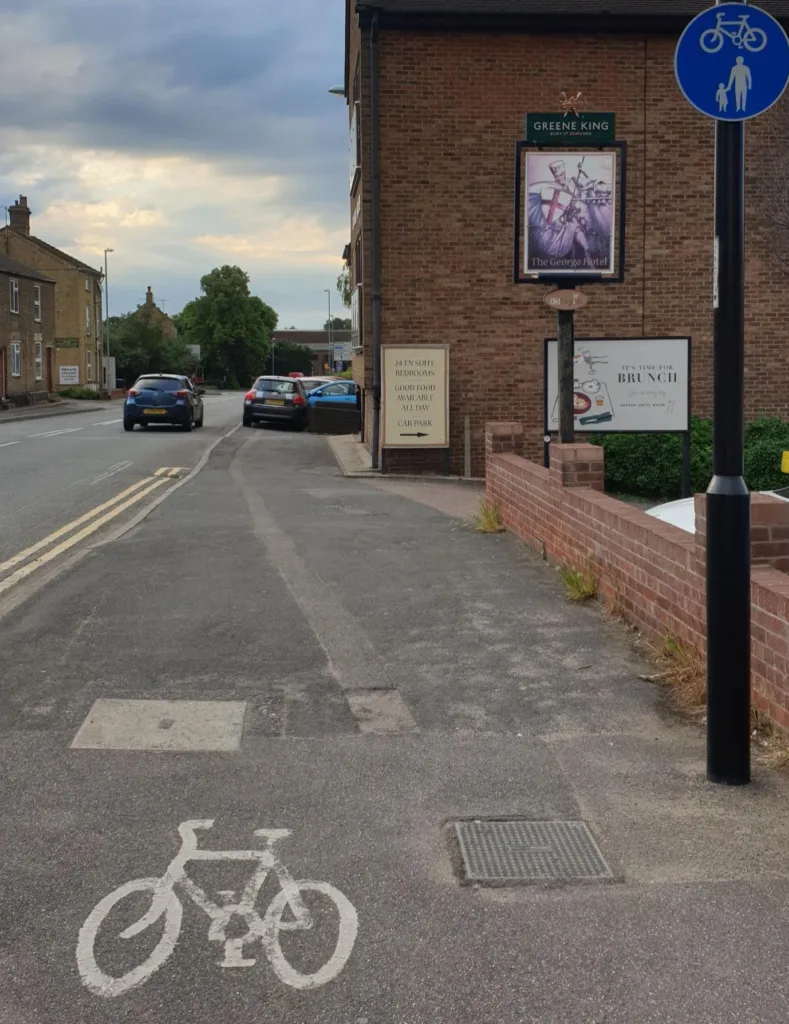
left=695, top=493, right=789, bottom=572
left=549, top=443, right=604, bottom=491
left=485, top=422, right=524, bottom=461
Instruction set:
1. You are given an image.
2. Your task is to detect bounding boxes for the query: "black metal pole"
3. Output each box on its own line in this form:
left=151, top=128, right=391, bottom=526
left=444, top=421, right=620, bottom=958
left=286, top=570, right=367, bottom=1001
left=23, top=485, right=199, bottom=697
left=557, top=308, right=575, bottom=444
left=682, top=431, right=692, bottom=499
left=706, top=118, right=750, bottom=786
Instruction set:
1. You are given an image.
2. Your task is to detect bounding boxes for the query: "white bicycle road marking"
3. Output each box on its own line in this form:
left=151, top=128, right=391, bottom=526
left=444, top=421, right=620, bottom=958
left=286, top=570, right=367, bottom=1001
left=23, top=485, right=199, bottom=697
left=77, top=820, right=359, bottom=999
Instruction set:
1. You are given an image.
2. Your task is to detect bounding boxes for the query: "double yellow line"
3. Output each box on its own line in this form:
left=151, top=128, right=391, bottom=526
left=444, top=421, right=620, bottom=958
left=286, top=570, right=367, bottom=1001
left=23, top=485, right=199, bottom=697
left=0, top=469, right=182, bottom=597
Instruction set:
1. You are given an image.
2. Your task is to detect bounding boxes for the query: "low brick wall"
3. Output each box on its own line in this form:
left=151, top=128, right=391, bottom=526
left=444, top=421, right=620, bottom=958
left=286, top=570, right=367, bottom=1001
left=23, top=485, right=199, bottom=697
left=486, top=422, right=789, bottom=733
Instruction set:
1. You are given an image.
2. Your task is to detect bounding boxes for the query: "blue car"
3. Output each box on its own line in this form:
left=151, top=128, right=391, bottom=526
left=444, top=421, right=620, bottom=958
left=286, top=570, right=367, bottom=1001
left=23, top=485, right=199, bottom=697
left=307, top=380, right=359, bottom=406
left=124, top=374, right=205, bottom=432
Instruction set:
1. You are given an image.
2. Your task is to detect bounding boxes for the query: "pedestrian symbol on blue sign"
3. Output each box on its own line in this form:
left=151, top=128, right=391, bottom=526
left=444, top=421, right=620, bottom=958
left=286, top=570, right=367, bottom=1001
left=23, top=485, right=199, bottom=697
left=675, top=3, right=789, bottom=121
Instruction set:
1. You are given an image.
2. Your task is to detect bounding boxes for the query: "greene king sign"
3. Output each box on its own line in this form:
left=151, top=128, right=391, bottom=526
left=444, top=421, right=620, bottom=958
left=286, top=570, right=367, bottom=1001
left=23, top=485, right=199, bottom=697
left=525, top=113, right=616, bottom=143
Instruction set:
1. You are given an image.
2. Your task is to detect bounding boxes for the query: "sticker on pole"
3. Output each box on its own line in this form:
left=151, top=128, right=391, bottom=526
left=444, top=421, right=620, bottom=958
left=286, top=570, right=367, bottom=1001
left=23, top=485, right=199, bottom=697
left=675, top=3, right=789, bottom=121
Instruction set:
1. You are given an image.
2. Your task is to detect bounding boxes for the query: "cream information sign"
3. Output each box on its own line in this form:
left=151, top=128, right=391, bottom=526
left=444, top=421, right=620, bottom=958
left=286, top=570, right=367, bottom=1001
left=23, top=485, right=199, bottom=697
left=382, top=345, right=449, bottom=448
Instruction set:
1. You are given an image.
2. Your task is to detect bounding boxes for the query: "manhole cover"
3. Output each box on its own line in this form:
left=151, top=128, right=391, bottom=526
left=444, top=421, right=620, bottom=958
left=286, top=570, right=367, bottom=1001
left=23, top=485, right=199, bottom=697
left=454, top=820, right=613, bottom=883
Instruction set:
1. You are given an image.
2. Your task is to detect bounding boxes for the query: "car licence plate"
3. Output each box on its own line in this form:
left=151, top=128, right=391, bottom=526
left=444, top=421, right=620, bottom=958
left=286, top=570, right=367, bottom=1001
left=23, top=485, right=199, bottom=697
left=143, top=408, right=166, bottom=415
left=265, top=399, right=285, bottom=406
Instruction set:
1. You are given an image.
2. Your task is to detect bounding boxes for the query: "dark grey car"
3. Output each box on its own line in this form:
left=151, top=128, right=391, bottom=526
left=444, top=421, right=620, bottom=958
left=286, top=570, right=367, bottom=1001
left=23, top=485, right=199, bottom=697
left=242, top=377, right=309, bottom=429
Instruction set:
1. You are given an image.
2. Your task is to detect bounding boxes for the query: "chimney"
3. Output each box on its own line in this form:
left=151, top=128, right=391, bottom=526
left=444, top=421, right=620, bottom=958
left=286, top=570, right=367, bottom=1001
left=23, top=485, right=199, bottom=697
left=8, top=195, right=31, bottom=236
left=146, top=286, right=154, bottom=306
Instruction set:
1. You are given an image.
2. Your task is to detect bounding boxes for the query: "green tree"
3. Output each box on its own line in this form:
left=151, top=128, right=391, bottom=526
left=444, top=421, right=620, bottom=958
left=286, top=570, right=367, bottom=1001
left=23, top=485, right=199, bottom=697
left=323, top=317, right=352, bottom=331
left=264, top=341, right=314, bottom=376
left=337, top=265, right=351, bottom=308
left=175, top=266, right=278, bottom=389
left=108, top=309, right=197, bottom=385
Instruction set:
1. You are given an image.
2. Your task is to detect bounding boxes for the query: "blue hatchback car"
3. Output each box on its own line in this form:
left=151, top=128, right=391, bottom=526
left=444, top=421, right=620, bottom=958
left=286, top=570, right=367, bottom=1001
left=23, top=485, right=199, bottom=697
left=124, top=374, right=205, bottom=432
left=306, top=380, right=359, bottom=406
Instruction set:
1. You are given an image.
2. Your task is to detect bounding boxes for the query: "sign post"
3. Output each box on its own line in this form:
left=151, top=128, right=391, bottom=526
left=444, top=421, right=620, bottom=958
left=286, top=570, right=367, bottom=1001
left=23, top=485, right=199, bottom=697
left=675, top=2, right=789, bottom=786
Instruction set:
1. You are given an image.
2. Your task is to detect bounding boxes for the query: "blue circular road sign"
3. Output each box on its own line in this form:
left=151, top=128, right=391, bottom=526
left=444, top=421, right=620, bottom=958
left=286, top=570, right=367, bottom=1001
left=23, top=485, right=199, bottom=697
left=675, top=3, right=789, bottom=121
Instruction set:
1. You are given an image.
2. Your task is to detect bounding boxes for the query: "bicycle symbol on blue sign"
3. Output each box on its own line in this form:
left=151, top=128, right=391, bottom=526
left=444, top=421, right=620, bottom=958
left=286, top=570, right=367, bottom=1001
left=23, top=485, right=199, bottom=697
left=675, top=3, right=789, bottom=121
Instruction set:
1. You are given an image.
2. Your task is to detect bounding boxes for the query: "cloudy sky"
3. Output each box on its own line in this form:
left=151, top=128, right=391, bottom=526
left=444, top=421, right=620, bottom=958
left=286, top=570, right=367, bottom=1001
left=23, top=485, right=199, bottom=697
left=0, top=0, right=349, bottom=328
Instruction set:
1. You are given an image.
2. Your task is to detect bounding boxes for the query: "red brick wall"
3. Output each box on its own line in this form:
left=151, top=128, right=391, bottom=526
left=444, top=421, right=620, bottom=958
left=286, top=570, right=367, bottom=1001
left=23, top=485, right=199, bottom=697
left=356, top=27, right=789, bottom=476
left=486, top=424, right=789, bottom=734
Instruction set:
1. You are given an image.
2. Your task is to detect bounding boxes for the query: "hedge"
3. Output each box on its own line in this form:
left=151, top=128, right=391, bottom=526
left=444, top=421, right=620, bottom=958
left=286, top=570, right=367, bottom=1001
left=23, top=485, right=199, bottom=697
left=588, top=416, right=789, bottom=500
left=58, top=387, right=101, bottom=400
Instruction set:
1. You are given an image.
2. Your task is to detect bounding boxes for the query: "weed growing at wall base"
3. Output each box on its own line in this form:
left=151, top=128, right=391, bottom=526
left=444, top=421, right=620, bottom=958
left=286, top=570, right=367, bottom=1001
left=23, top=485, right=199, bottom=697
left=557, top=559, right=597, bottom=603
left=475, top=499, right=505, bottom=534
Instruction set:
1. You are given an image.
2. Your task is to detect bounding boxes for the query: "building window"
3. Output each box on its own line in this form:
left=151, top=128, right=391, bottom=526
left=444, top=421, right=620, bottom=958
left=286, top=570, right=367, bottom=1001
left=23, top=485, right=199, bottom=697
left=87, top=348, right=94, bottom=382
left=86, top=304, right=91, bottom=335
left=34, top=341, right=43, bottom=380
left=10, top=278, right=19, bottom=314
left=33, top=284, right=41, bottom=322
left=96, top=307, right=101, bottom=338
left=10, top=342, right=21, bottom=377
left=85, top=275, right=90, bottom=291
left=354, top=236, right=363, bottom=287
left=353, top=56, right=360, bottom=105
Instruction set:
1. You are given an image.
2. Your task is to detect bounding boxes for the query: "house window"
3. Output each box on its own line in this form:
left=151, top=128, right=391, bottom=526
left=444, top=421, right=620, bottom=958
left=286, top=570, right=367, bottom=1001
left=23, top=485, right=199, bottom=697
left=33, top=284, right=41, bottom=322
left=10, top=278, right=19, bottom=314
left=34, top=341, right=43, bottom=380
left=96, top=307, right=101, bottom=338
left=10, top=342, right=21, bottom=377
left=87, top=348, right=94, bottom=382
left=86, top=304, right=91, bottom=335
left=353, top=56, right=360, bottom=105
left=85, top=275, right=90, bottom=291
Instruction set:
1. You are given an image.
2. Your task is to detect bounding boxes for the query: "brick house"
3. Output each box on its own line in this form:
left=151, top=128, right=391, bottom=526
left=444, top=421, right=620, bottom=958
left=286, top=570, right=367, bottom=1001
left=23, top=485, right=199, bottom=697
left=137, top=286, right=178, bottom=339
left=0, top=196, right=103, bottom=391
left=0, top=254, right=56, bottom=406
left=343, top=0, right=789, bottom=476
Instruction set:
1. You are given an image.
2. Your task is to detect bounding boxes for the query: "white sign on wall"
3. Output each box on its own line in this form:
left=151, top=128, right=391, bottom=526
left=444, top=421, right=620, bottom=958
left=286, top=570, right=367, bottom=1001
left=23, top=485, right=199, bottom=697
left=382, top=345, right=449, bottom=448
left=545, top=338, right=690, bottom=433
left=59, top=365, right=80, bottom=386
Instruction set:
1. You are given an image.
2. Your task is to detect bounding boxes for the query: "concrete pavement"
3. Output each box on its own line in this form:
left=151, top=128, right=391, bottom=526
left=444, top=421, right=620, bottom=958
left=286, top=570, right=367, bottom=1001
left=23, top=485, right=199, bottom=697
left=0, top=428, right=788, bottom=1022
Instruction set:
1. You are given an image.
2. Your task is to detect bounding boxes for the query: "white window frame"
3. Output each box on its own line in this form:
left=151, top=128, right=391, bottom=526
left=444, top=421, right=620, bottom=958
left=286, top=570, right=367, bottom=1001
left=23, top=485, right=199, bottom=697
left=34, top=341, right=43, bottom=381
left=10, top=278, right=19, bottom=314
left=85, top=304, right=91, bottom=335
left=86, top=348, right=94, bottom=382
left=10, top=342, right=21, bottom=377
left=33, top=284, right=42, bottom=322
left=85, top=275, right=90, bottom=292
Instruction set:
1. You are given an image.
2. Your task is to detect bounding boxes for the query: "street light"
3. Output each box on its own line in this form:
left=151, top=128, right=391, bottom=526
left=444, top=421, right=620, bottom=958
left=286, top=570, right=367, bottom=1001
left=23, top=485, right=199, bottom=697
left=103, top=248, right=114, bottom=389
left=324, top=288, right=333, bottom=372
left=328, top=85, right=346, bottom=97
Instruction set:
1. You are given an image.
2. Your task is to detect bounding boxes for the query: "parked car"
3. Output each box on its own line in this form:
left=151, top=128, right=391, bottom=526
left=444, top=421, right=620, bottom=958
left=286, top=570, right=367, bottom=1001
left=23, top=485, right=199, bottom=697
left=645, top=487, right=789, bottom=534
left=307, top=380, right=359, bottom=406
left=243, top=376, right=309, bottom=429
left=123, top=374, right=205, bottom=432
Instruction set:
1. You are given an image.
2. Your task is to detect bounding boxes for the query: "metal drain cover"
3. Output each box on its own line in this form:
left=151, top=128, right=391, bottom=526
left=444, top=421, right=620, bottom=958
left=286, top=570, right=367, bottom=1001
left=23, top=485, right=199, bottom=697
left=454, top=820, right=613, bottom=884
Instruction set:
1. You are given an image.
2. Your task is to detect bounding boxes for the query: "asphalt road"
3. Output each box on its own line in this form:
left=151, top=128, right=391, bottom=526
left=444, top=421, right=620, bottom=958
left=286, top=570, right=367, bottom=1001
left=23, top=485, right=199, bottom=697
left=0, top=428, right=788, bottom=1023
left=0, top=395, right=242, bottom=563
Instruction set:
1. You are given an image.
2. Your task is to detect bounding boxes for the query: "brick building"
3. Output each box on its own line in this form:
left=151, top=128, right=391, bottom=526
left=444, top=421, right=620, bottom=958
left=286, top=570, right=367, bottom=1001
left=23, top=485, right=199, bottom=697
left=0, top=196, right=104, bottom=391
left=343, top=0, right=789, bottom=476
left=0, top=254, right=56, bottom=406
left=138, top=286, right=177, bottom=339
